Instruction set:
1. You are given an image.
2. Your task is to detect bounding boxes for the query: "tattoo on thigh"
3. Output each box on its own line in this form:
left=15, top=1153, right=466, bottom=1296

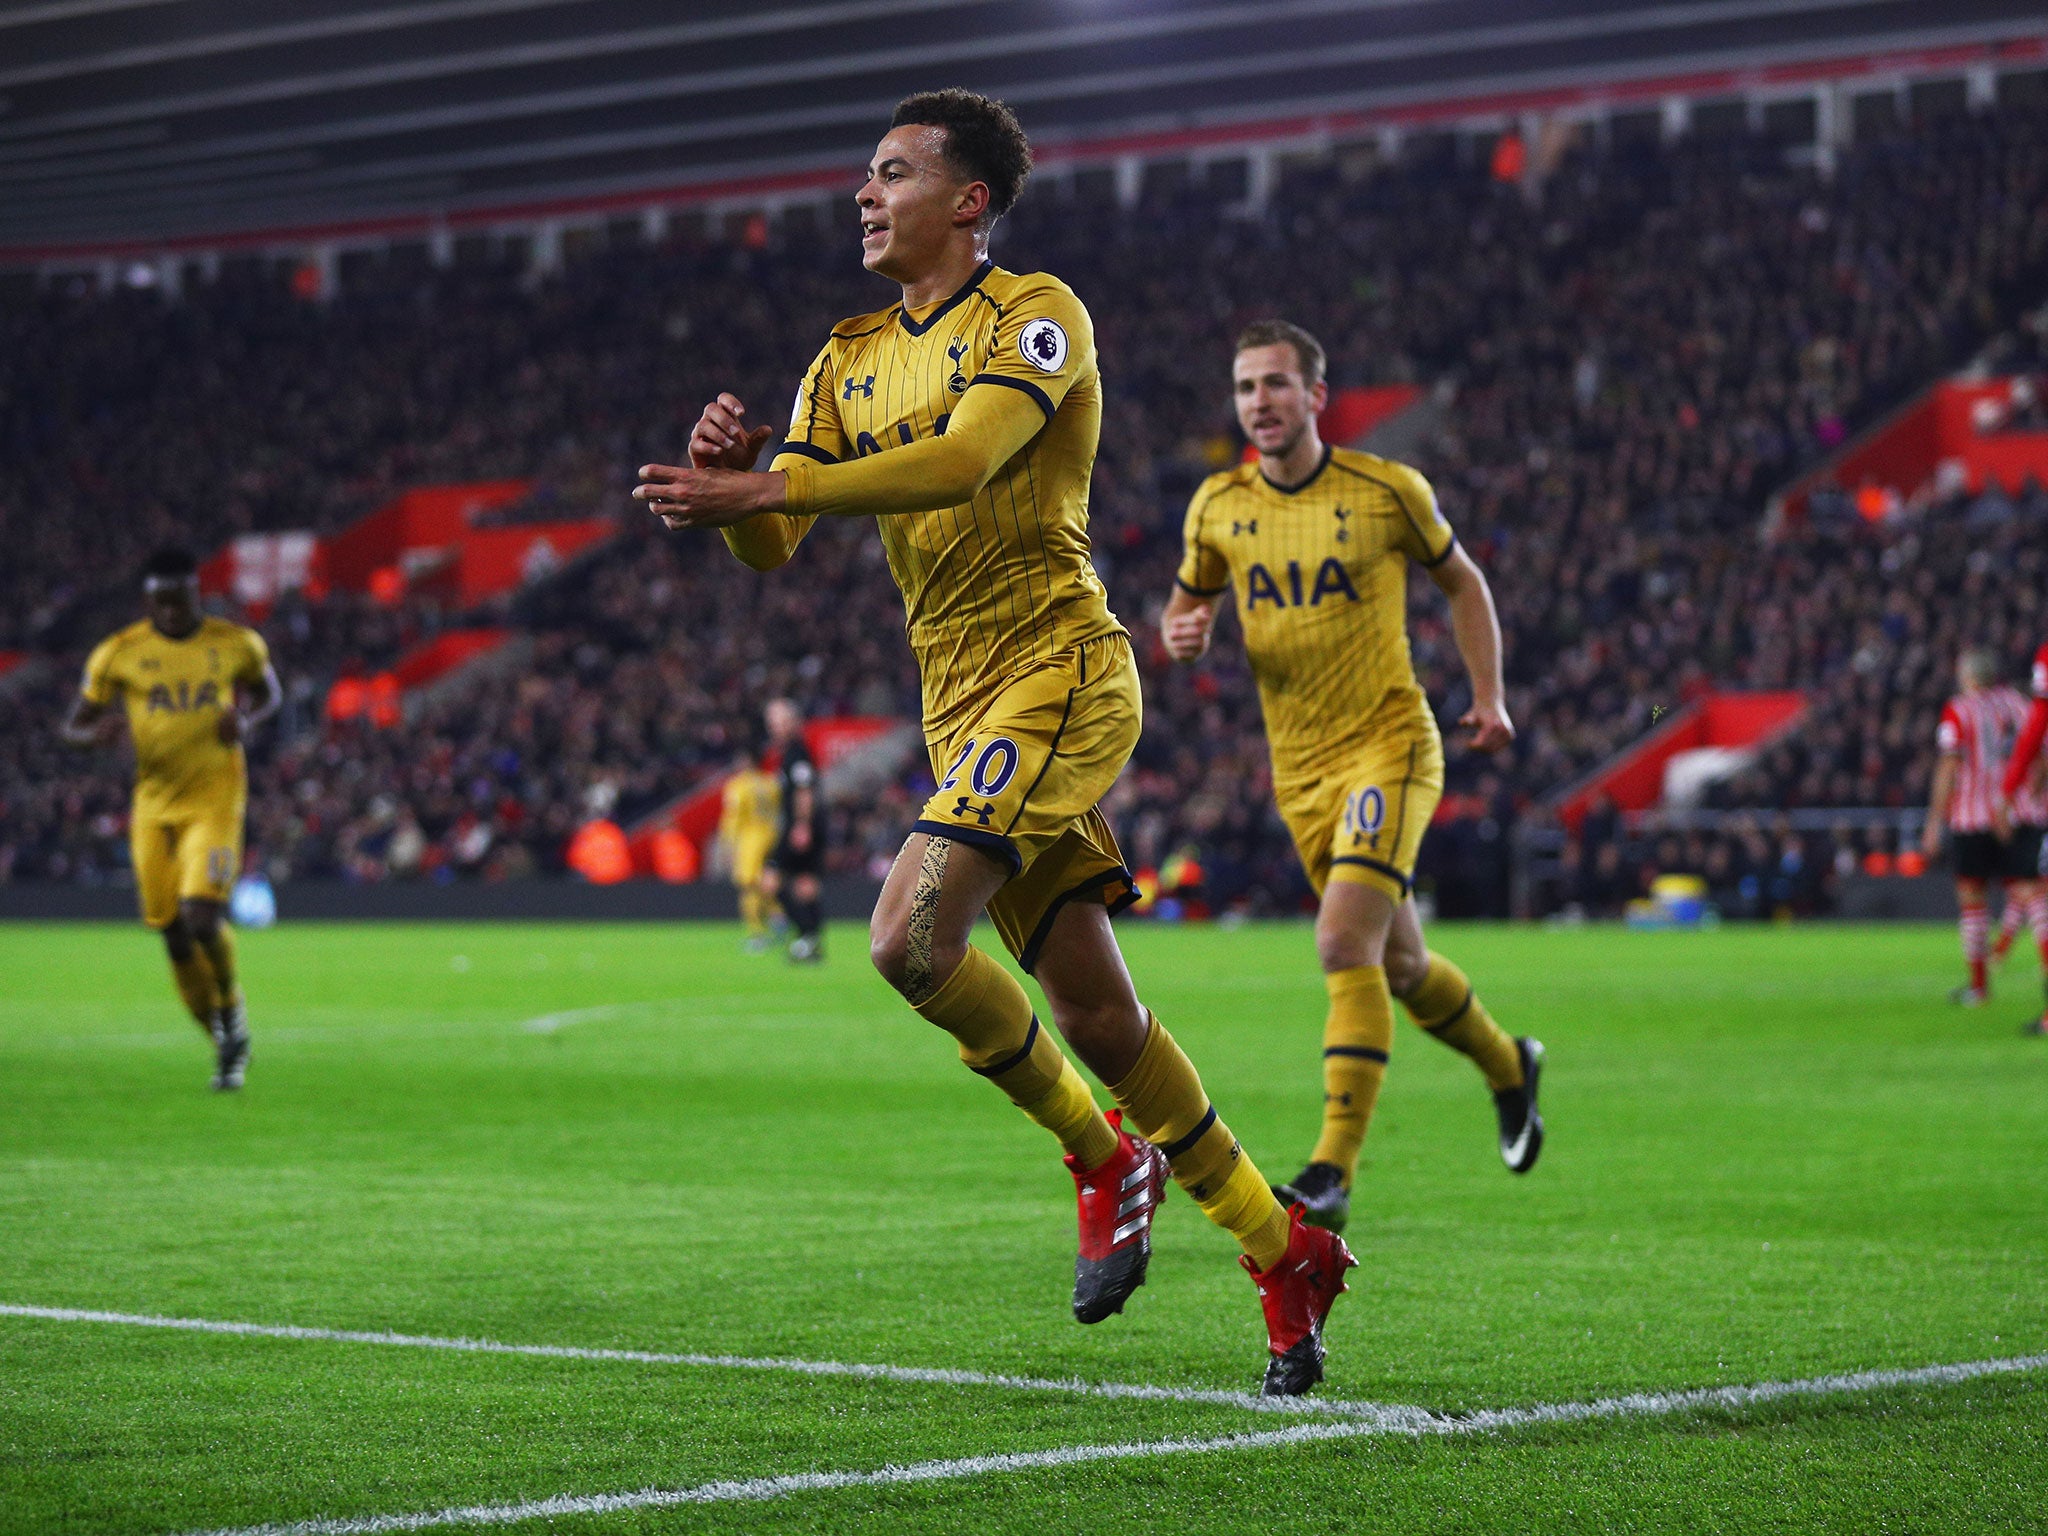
left=903, top=836, right=952, bottom=1005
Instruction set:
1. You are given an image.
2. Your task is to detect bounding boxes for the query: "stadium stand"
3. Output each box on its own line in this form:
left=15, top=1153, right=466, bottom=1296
left=4, top=101, right=2047, bottom=916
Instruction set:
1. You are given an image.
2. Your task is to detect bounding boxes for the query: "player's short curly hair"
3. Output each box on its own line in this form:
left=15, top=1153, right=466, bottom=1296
left=143, top=546, right=198, bottom=581
left=1235, top=320, right=1327, bottom=390
left=891, top=89, right=1033, bottom=221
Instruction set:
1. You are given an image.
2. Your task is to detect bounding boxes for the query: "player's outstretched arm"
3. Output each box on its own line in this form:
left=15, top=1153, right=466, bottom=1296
left=220, top=662, right=282, bottom=745
left=58, top=695, right=113, bottom=749
left=636, top=382, right=1046, bottom=534
left=1427, top=544, right=1514, bottom=752
left=1161, top=584, right=1217, bottom=663
left=782, top=380, right=1046, bottom=519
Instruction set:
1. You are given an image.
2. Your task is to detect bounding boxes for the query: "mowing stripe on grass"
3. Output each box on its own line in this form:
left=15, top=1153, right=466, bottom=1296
left=0, top=1302, right=1425, bottom=1423
left=177, top=1352, right=2048, bottom=1536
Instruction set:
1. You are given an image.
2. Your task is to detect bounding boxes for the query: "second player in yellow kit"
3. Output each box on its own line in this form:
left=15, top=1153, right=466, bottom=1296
left=62, top=548, right=279, bottom=1091
left=636, top=91, right=1353, bottom=1396
left=1175, top=433, right=1452, bottom=905
left=718, top=747, right=781, bottom=947
left=1165, top=321, right=1544, bottom=1237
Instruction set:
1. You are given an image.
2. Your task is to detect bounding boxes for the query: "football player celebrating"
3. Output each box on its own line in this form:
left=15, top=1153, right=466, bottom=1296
left=61, top=548, right=279, bottom=1090
left=1162, top=322, right=1544, bottom=1235
left=635, top=91, right=1351, bottom=1395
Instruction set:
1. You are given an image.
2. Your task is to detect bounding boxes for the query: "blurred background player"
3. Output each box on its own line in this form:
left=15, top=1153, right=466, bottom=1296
left=1921, top=649, right=2033, bottom=1011
left=1162, top=321, right=1542, bottom=1236
left=635, top=90, right=1351, bottom=1395
left=763, top=698, right=827, bottom=963
left=59, top=547, right=279, bottom=1090
left=1995, top=638, right=2048, bottom=1034
left=717, top=740, right=781, bottom=952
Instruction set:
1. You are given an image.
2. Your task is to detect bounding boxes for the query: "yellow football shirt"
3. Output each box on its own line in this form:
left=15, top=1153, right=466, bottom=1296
left=720, top=766, right=780, bottom=840
left=1177, top=445, right=1453, bottom=780
left=81, top=617, right=270, bottom=816
left=756, top=262, right=1124, bottom=737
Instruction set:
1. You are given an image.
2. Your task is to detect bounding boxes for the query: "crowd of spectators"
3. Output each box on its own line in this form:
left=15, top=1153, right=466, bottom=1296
left=4, top=99, right=2048, bottom=914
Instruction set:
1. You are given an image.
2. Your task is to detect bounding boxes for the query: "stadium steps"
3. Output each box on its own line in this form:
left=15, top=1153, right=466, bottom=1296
left=1770, top=375, right=2048, bottom=526
left=1550, top=691, right=1809, bottom=832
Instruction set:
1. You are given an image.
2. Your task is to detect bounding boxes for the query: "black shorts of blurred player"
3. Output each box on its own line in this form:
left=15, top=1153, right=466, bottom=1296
left=769, top=841, right=823, bottom=880
left=2005, top=824, right=2046, bottom=881
left=1952, top=832, right=2008, bottom=883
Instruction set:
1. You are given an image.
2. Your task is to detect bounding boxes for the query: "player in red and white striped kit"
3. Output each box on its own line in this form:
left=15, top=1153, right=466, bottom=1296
left=1920, top=649, right=2039, bottom=1012
left=1995, top=641, right=2048, bottom=1033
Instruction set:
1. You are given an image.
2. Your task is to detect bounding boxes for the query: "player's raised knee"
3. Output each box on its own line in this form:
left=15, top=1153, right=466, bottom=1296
left=869, top=913, right=966, bottom=1003
left=1314, top=923, right=1374, bottom=975
left=1383, top=946, right=1430, bottom=997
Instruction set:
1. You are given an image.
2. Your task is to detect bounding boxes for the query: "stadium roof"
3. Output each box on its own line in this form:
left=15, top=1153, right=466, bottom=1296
left=4, top=0, right=2045, bottom=253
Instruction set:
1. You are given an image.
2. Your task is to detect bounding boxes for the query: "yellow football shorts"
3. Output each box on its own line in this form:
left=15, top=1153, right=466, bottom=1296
left=912, top=633, right=1141, bottom=971
left=1277, top=726, right=1445, bottom=904
left=130, top=800, right=244, bottom=929
left=731, top=828, right=776, bottom=889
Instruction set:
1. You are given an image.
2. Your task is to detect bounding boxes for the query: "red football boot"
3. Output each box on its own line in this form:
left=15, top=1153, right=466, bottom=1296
left=1242, top=1203, right=1357, bottom=1396
left=1065, top=1108, right=1169, bottom=1323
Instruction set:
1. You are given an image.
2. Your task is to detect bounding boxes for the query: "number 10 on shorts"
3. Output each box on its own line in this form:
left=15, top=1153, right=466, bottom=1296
left=1342, top=786, right=1385, bottom=847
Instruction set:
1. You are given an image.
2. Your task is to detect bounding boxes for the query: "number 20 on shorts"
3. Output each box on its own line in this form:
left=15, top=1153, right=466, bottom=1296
left=938, top=737, right=1021, bottom=798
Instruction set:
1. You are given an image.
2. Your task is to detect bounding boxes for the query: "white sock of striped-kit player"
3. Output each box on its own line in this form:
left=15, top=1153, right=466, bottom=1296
left=1961, top=898, right=1990, bottom=993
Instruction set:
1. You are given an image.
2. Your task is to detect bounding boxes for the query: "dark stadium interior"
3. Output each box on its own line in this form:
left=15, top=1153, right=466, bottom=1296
left=14, top=12, right=2048, bottom=1530
left=5, top=0, right=2046, bottom=244
left=4, top=3, right=2047, bottom=926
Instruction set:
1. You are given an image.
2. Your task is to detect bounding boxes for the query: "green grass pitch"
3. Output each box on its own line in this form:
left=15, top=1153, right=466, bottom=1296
left=2, top=918, right=2044, bottom=1534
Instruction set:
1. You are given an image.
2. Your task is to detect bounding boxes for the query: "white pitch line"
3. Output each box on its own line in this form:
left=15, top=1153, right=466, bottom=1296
left=176, top=1352, right=2048, bottom=1536
left=0, top=1303, right=1425, bottom=1423
left=515, top=1003, right=625, bottom=1035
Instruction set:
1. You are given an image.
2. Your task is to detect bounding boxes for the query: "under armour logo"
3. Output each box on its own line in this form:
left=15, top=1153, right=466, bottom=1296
left=952, top=796, right=996, bottom=827
left=842, top=375, right=875, bottom=399
left=1232, top=519, right=1258, bottom=536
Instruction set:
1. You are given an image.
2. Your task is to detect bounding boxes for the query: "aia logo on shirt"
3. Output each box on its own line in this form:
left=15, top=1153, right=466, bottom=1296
left=145, top=681, right=223, bottom=714
left=1243, top=559, right=1359, bottom=610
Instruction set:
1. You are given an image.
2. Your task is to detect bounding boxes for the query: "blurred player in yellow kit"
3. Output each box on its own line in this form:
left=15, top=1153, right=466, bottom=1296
left=718, top=741, right=781, bottom=951
left=635, top=91, right=1353, bottom=1394
left=1163, top=321, right=1544, bottom=1235
left=62, top=548, right=279, bottom=1090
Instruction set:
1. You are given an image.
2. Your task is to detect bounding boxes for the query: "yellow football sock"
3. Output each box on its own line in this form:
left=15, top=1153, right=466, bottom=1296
left=1401, top=953, right=1521, bottom=1092
left=1310, top=964, right=1394, bottom=1186
left=916, top=945, right=1119, bottom=1169
left=1109, top=1014, right=1289, bottom=1270
left=196, top=924, right=240, bottom=1012
left=740, top=888, right=769, bottom=938
left=168, top=950, right=218, bottom=1032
